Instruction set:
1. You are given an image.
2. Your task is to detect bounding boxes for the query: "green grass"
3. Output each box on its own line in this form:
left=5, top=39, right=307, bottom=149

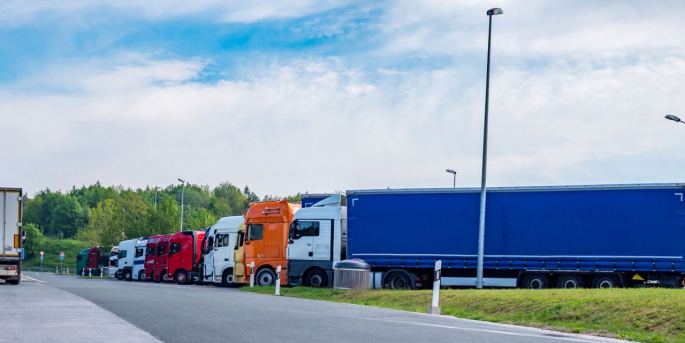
left=23, top=238, right=92, bottom=269
left=242, top=287, right=685, bottom=343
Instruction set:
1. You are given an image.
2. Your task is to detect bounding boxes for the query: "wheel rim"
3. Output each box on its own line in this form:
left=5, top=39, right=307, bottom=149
left=162, top=272, right=168, bottom=281
left=310, top=274, right=322, bottom=287
left=528, top=277, right=544, bottom=289
left=561, top=277, right=579, bottom=288
left=259, top=273, right=273, bottom=286
left=225, top=274, right=233, bottom=284
left=597, top=278, right=614, bottom=288
left=178, top=273, right=186, bottom=283
left=391, top=275, right=407, bottom=289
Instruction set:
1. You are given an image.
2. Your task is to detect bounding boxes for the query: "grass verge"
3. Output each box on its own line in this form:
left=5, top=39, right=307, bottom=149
left=242, top=286, right=685, bottom=343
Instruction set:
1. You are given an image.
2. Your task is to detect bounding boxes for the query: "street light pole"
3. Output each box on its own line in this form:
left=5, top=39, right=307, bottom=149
left=178, top=178, right=186, bottom=232
left=446, top=169, right=457, bottom=188
left=476, top=7, right=503, bottom=290
left=665, top=114, right=684, bottom=125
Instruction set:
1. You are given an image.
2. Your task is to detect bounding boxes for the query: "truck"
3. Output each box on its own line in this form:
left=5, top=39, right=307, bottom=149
left=244, top=200, right=300, bottom=286
left=0, top=188, right=25, bottom=285
left=133, top=238, right=148, bottom=281
left=232, top=223, right=246, bottom=284
left=167, top=230, right=205, bottom=285
left=200, top=216, right=244, bottom=286
left=117, top=238, right=148, bottom=281
left=76, top=248, right=89, bottom=275
left=289, top=184, right=685, bottom=289
left=144, top=236, right=162, bottom=281
left=301, top=193, right=335, bottom=208
left=108, top=246, right=119, bottom=278
left=84, top=246, right=113, bottom=276
left=152, top=234, right=171, bottom=282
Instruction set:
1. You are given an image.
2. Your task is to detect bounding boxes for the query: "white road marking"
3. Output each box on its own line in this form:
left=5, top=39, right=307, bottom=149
left=24, top=274, right=45, bottom=283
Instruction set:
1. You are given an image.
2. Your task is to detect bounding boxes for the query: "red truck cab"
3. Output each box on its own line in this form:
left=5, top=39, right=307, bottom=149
left=167, top=230, right=205, bottom=285
left=85, top=246, right=111, bottom=276
left=153, top=234, right=172, bottom=282
left=144, top=235, right=162, bottom=281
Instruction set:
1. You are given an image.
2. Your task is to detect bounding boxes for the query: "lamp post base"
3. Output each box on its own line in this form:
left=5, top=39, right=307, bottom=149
left=427, top=306, right=441, bottom=315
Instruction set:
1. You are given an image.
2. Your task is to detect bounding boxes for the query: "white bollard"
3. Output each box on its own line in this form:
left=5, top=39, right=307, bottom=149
left=89, top=269, right=92, bottom=277
left=275, top=266, right=281, bottom=296
left=56, top=267, right=58, bottom=274
left=249, top=262, right=255, bottom=288
left=82, top=268, right=84, bottom=277
left=66, top=267, right=69, bottom=274
left=100, top=268, right=103, bottom=278
left=428, top=260, right=442, bottom=315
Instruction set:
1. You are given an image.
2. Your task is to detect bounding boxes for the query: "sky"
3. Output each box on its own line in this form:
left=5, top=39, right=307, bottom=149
left=2, top=0, right=684, bottom=197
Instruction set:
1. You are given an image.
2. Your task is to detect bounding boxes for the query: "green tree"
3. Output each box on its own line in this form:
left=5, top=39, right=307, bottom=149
left=22, top=223, right=43, bottom=260
left=146, top=194, right=180, bottom=235
left=80, top=199, right=123, bottom=246
left=183, top=207, right=216, bottom=231
left=48, top=195, right=87, bottom=238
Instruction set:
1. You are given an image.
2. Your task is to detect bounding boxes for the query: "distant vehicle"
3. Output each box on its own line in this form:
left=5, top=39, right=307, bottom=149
left=153, top=234, right=172, bottom=283
left=117, top=238, right=148, bottom=281
left=167, top=231, right=205, bottom=285
left=243, top=200, right=300, bottom=286
left=200, top=216, right=244, bottom=286
left=144, top=236, right=162, bottom=281
left=76, top=248, right=90, bottom=275
left=293, top=184, right=685, bottom=289
left=84, top=246, right=113, bottom=276
left=0, top=187, right=25, bottom=285
left=133, top=238, right=148, bottom=281
left=109, top=246, right=119, bottom=278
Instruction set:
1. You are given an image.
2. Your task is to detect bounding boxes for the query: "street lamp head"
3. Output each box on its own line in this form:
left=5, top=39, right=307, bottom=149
left=446, top=169, right=457, bottom=175
left=487, top=8, right=503, bottom=15
left=178, top=178, right=185, bottom=183
left=665, top=114, right=681, bottom=122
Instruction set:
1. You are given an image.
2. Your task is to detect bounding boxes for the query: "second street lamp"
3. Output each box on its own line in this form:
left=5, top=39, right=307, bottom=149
left=178, top=178, right=186, bottom=232
left=446, top=169, right=457, bottom=188
left=476, top=7, right=503, bottom=290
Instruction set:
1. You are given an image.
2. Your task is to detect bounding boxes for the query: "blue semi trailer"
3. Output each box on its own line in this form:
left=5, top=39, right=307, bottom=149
left=343, top=183, right=685, bottom=289
left=287, top=183, right=685, bottom=288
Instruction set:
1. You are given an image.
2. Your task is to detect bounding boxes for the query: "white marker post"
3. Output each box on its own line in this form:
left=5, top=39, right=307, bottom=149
left=82, top=268, right=84, bottom=277
left=275, top=266, right=281, bottom=296
left=428, top=260, right=442, bottom=315
left=249, top=262, right=255, bottom=288
left=56, top=267, right=58, bottom=274
left=89, top=269, right=92, bottom=277
left=100, top=268, right=103, bottom=278
left=66, top=267, right=69, bottom=274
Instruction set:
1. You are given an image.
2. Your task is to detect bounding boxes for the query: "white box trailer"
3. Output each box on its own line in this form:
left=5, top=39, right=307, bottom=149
left=200, top=216, right=243, bottom=286
left=0, top=188, right=24, bottom=285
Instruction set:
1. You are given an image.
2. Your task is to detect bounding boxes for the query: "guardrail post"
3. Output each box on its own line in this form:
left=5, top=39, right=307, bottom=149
left=275, top=266, right=281, bottom=296
left=249, top=262, right=255, bottom=288
left=428, top=260, right=441, bottom=315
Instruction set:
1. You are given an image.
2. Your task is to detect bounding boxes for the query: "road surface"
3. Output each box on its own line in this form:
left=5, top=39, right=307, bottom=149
left=1, top=273, right=629, bottom=343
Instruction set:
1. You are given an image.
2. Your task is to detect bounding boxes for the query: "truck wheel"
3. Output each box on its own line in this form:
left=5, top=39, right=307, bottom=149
left=522, top=274, right=549, bottom=289
left=256, top=268, right=276, bottom=286
left=124, top=270, right=133, bottom=281
left=138, top=270, right=145, bottom=281
left=386, top=272, right=411, bottom=290
left=162, top=270, right=169, bottom=282
left=592, top=275, right=618, bottom=288
left=175, top=270, right=189, bottom=285
left=557, top=275, right=584, bottom=289
left=8, top=278, right=20, bottom=285
left=116, top=270, right=123, bottom=280
left=304, top=269, right=328, bottom=288
left=222, top=269, right=235, bottom=287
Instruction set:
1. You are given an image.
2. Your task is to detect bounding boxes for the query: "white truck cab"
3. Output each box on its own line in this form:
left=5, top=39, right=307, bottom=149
left=108, top=246, right=119, bottom=278
left=201, top=216, right=244, bottom=286
left=286, top=194, right=347, bottom=287
left=117, top=238, right=142, bottom=281
left=132, top=238, right=148, bottom=281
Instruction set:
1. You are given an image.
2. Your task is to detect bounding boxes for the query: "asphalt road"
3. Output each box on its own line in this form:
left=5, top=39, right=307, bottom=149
left=5, top=273, right=629, bottom=343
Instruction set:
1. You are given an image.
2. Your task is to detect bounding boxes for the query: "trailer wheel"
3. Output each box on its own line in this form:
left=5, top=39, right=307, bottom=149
left=175, top=270, right=189, bottom=285
left=386, top=272, right=411, bottom=290
left=222, top=269, right=234, bottom=287
left=557, top=275, right=584, bottom=289
left=522, top=274, right=549, bottom=289
left=124, top=269, right=133, bottom=281
left=304, top=269, right=328, bottom=288
left=138, top=270, right=145, bottom=281
left=592, top=275, right=618, bottom=288
left=256, top=268, right=276, bottom=286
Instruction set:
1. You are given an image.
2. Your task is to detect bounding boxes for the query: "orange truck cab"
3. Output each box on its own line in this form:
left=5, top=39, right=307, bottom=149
left=243, top=200, right=300, bottom=286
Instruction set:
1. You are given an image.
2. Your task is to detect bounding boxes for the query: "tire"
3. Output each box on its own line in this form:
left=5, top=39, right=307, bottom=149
left=175, top=270, right=189, bottom=285
left=557, top=275, right=584, bottom=289
left=522, top=274, right=550, bottom=289
left=161, top=270, right=169, bottom=282
left=138, top=270, right=145, bottom=281
left=304, top=269, right=328, bottom=288
left=592, top=275, right=619, bottom=288
left=385, top=272, right=411, bottom=290
left=256, top=268, right=276, bottom=286
left=222, top=269, right=235, bottom=287
left=124, top=269, right=133, bottom=281
left=8, top=278, right=19, bottom=285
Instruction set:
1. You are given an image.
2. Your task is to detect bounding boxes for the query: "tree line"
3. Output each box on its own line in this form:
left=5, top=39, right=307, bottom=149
left=21, top=181, right=300, bottom=261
